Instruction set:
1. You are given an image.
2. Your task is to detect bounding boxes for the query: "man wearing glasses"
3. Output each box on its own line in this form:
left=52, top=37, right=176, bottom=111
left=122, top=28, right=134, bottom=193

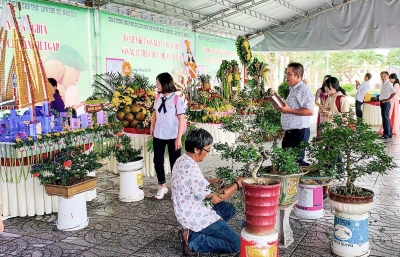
left=275, top=62, right=314, bottom=166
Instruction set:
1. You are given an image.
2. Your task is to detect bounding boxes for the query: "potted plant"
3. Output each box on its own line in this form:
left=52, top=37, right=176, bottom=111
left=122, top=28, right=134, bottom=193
left=213, top=99, right=304, bottom=235
left=31, top=135, right=103, bottom=231
left=110, top=133, right=144, bottom=202
left=307, top=113, right=396, bottom=257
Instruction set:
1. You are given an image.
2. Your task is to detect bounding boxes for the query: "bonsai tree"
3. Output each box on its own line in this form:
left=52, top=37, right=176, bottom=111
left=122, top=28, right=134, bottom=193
left=31, top=137, right=103, bottom=186
left=307, top=113, right=396, bottom=196
left=214, top=100, right=301, bottom=185
left=113, top=134, right=142, bottom=163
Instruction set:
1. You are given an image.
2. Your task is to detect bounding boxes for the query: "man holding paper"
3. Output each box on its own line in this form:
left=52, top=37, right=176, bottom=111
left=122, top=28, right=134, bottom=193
left=275, top=62, right=314, bottom=166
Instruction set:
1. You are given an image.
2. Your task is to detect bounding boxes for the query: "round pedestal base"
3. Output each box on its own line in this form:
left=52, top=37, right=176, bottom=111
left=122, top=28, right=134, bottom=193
left=57, top=193, right=88, bottom=231
left=119, top=170, right=144, bottom=202
left=294, top=207, right=324, bottom=219
left=331, top=211, right=370, bottom=257
left=240, top=228, right=278, bottom=257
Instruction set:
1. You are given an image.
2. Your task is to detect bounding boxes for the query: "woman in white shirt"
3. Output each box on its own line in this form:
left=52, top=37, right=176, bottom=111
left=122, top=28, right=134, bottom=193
left=150, top=72, right=186, bottom=199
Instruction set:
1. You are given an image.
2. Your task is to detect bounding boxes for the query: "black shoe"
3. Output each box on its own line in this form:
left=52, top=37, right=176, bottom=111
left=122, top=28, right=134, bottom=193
left=181, top=229, right=197, bottom=256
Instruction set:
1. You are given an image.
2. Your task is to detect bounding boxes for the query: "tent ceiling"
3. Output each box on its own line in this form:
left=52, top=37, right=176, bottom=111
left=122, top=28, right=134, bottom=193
left=94, top=0, right=353, bottom=38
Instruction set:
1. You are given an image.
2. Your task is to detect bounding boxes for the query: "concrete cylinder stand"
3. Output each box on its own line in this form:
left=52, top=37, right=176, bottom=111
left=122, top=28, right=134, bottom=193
left=57, top=192, right=88, bottom=231
left=117, top=157, right=145, bottom=202
left=240, top=228, right=278, bottom=257
left=294, top=184, right=324, bottom=219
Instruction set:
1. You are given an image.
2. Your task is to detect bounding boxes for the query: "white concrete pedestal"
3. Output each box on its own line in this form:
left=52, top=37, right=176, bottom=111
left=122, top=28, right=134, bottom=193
left=275, top=200, right=297, bottom=248
left=119, top=169, right=145, bottom=202
left=57, top=193, right=88, bottom=231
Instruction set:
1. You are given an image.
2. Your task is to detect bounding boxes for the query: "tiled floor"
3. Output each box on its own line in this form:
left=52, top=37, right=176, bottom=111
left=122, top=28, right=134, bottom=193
left=1, top=128, right=400, bottom=256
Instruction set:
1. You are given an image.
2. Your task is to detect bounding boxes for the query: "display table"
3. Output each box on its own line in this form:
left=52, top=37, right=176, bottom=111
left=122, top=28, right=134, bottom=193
left=0, top=168, right=96, bottom=217
left=363, top=101, right=381, bottom=125
left=0, top=142, right=97, bottom=218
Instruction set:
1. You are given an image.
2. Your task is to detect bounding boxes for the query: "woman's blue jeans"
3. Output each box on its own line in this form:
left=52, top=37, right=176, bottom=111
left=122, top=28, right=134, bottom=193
left=188, top=201, right=240, bottom=253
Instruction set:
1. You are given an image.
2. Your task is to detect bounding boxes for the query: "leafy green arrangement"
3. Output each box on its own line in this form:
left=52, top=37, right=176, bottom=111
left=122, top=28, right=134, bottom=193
left=235, top=36, right=252, bottom=66
left=307, top=113, right=396, bottom=196
left=278, top=81, right=290, bottom=100
left=31, top=138, right=103, bottom=186
left=214, top=99, right=301, bottom=185
left=113, top=134, right=142, bottom=164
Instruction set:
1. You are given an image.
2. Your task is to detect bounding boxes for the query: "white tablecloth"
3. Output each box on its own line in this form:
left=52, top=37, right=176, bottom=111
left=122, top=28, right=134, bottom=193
left=108, top=133, right=171, bottom=177
left=363, top=103, right=381, bottom=125
left=0, top=167, right=96, bottom=217
left=195, top=123, right=238, bottom=155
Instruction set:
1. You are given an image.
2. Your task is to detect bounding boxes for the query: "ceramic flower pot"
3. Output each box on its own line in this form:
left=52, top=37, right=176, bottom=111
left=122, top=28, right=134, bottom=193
left=262, top=173, right=302, bottom=205
left=242, top=178, right=281, bottom=235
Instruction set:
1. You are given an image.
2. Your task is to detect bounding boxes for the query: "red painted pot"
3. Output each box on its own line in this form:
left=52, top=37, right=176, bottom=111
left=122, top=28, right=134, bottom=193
left=242, top=178, right=281, bottom=235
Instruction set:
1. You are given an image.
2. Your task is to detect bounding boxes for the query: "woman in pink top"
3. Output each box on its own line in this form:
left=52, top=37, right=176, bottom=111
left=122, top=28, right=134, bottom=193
left=315, top=75, right=331, bottom=137
left=378, top=73, right=399, bottom=136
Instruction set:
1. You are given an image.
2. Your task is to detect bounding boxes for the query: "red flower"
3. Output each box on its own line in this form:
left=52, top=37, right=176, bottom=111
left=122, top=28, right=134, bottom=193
left=116, top=144, right=122, bottom=149
left=33, top=173, right=40, bottom=178
left=116, top=132, right=123, bottom=137
left=63, top=160, right=72, bottom=168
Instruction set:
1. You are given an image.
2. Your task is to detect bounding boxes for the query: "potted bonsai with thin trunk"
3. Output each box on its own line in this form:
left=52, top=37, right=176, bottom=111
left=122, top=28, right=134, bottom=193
left=111, top=133, right=144, bottom=202
left=307, top=113, right=396, bottom=257
left=213, top=101, right=304, bottom=235
left=31, top=136, right=103, bottom=231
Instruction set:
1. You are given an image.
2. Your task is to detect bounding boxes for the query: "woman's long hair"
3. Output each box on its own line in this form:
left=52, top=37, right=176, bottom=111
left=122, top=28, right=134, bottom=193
left=320, top=75, right=332, bottom=93
left=325, top=77, right=346, bottom=95
left=389, top=73, right=400, bottom=85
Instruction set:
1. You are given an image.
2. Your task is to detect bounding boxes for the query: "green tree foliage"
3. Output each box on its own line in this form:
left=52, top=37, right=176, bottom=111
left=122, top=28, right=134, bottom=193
left=386, top=49, right=400, bottom=67
left=330, top=51, right=363, bottom=82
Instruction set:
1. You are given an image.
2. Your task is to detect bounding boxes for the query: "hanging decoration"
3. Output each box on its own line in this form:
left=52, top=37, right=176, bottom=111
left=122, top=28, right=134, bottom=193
left=235, top=36, right=252, bottom=67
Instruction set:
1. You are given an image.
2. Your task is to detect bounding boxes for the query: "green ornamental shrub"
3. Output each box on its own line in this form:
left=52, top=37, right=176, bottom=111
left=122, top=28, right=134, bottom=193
left=306, top=113, right=396, bottom=196
left=278, top=82, right=290, bottom=100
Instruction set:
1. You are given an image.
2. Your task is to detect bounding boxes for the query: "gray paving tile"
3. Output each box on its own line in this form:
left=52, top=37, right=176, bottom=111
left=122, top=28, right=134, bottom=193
left=1, top=126, right=400, bottom=257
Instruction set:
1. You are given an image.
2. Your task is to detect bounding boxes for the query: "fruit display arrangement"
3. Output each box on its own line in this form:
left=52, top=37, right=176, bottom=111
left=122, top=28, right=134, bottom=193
left=89, top=72, right=155, bottom=133
left=113, top=86, right=156, bottom=129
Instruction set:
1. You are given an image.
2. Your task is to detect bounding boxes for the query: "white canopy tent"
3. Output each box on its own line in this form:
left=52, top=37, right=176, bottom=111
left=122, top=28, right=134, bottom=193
left=253, top=0, right=400, bottom=51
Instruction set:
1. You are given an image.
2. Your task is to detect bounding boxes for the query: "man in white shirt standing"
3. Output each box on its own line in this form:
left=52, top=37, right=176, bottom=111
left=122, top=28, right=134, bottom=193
left=276, top=62, right=314, bottom=165
left=355, top=73, right=372, bottom=119
left=379, top=71, right=396, bottom=139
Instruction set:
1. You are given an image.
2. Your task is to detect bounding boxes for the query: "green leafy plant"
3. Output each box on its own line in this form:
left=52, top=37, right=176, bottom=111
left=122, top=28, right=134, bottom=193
left=31, top=138, right=103, bottom=186
left=214, top=99, right=302, bottom=186
left=307, top=113, right=396, bottom=196
left=113, top=134, right=142, bottom=164
left=278, top=82, right=290, bottom=100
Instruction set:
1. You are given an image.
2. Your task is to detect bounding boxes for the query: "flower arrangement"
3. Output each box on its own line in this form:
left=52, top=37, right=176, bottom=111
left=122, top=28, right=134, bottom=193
left=235, top=36, right=252, bottom=66
left=216, top=60, right=241, bottom=100
left=186, top=88, right=235, bottom=123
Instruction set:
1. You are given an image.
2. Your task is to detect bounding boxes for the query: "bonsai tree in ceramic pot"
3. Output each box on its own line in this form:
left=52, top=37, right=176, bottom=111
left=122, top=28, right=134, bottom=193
left=306, top=113, right=396, bottom=257
left=31, top=134, right=103, bottom=231
left=213, top=100, right=304, bottom=235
